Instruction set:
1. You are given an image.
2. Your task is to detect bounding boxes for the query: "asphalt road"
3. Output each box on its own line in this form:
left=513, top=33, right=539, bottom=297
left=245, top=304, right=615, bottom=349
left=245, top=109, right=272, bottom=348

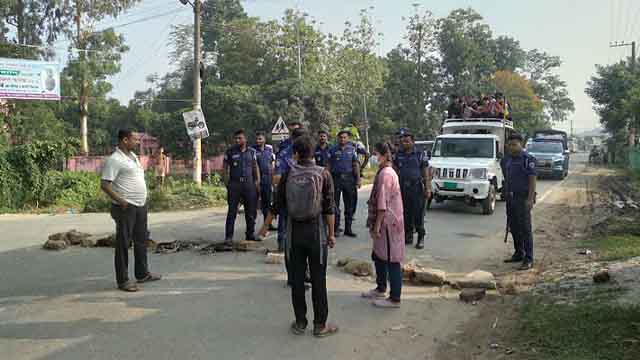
left=0, top=154, right=584, bottom=360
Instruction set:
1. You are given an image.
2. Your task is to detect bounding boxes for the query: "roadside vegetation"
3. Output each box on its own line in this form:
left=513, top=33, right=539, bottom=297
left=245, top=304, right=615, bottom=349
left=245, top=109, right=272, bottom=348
left=510, top=171, right=640, bottom=360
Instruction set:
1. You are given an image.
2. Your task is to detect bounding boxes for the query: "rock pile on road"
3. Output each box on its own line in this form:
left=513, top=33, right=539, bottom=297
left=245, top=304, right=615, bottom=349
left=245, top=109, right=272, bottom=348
left=337, top=257, right=372, bottom=277
left=44, top=231, right=157, bottom=251
left=43, top=230, right=93, bottom=250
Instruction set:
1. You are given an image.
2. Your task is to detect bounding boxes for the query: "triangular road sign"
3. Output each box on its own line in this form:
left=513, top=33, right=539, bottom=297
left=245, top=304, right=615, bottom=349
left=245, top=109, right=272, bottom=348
left=271, top=117, right=288, bottom=135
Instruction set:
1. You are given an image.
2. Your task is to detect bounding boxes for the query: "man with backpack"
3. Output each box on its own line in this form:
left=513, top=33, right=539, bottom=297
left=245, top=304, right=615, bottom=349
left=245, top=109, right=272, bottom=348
left=259, top=135, right=338, bottom=338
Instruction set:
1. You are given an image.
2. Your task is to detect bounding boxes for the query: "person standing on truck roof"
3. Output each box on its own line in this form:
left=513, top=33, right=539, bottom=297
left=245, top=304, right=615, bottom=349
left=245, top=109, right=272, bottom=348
left=328, top=129, right=361, bottom=238
left=502, top=133, right=537, bottom=271
left=393, top=128, right=431, bottom=250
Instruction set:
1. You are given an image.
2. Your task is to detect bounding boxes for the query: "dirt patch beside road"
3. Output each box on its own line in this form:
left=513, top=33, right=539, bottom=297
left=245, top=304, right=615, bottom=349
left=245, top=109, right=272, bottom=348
left=436, top=165, right=640, bottom=359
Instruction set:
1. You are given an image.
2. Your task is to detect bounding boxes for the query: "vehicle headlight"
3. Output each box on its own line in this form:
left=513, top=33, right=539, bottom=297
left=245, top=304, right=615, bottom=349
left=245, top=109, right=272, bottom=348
left=553, top=159, right=564, bottom=165
left=469, top=168, right=487, bottom=179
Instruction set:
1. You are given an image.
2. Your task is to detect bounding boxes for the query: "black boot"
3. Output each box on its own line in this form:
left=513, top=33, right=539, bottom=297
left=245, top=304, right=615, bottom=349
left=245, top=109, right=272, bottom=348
left=344, top=223, right=357, bottom=238
left=405, top=232, right=413, bottom=245
left=416, top=232, right=425, bottom=249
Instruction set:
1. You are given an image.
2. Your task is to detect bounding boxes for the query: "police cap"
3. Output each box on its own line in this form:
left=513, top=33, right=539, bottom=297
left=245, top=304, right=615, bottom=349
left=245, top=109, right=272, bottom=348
left=396, top=127, right=413, bottom=138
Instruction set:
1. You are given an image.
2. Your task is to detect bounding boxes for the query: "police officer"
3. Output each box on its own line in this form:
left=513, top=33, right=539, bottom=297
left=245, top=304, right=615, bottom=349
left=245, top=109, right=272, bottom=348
left=502, top=133, right=537, bottom=270
left=328, top=129, right=361, bottom=237
left=314, top=129, right=332, bottom=168
left=223, top=129, right=260, bottom=245
left=253, top=131, right=276, bottom=227
left=349, top=140, right=370, bottom=220
left=393, top=128, right=431, bottom=249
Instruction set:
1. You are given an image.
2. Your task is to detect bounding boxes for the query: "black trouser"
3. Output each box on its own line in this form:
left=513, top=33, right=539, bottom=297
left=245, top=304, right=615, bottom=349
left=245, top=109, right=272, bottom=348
left=401, top=179, right=426, bottom=237
left=259, top=181, right=272, bottom=221
left=507, top=193, right=533, bottom=262
left=290, top=220, right=328, bottom=327
left=110, top=204, right=150, bottom=285
left=333, top=173, right=356, bottom=231
left=225, top=179, right=258, bottom=240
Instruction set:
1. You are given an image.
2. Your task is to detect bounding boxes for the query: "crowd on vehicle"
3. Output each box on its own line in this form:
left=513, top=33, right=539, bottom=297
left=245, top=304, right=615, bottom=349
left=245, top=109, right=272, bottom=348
left=447, top=93, right=512, bottom=120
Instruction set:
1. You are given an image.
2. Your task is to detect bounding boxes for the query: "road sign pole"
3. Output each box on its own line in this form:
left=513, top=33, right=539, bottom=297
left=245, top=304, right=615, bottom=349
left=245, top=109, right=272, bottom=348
left=193, top=0, right=202, bottom=186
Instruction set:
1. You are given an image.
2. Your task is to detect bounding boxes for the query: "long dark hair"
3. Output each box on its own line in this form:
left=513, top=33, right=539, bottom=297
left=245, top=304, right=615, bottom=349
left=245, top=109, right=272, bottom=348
left=374, top=142, right=391, bottom=158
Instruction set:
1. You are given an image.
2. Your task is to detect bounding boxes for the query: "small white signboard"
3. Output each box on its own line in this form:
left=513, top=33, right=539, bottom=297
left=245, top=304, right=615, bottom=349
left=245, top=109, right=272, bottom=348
left=182, top=109, right=209, bottom=141
left=271, top=116, right=289, bottom=141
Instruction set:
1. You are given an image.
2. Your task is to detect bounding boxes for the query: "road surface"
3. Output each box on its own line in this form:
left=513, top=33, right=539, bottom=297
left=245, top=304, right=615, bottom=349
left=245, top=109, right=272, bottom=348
left=0, top=155, right=584, bottom=360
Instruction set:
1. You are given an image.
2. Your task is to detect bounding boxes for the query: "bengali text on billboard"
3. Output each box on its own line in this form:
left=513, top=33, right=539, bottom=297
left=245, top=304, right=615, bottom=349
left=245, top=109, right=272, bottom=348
left=0, top=58, right=61, bottom=101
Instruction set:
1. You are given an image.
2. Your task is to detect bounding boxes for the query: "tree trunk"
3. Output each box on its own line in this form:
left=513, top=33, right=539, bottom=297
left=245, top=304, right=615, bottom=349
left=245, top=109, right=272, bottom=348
left=16, top=0, right=25, bottom=44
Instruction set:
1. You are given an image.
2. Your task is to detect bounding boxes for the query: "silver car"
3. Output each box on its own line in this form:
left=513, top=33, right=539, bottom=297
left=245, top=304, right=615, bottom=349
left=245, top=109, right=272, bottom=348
left=526, top=141, right=569, bottom=179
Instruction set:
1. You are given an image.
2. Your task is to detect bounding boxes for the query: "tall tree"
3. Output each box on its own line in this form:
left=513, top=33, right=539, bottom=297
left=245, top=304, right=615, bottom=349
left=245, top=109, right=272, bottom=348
left=339, top=8, right=386, bottom=132
left=491, top=36, right=526, bottom=72
left=437, top=8, right=496, bottom=96
left=523, top=49, right=575, bottom=123
left=586, top=62, right=639, bottom=133
left=0, top=0, right=71, bottom=58
left=491, top=70, right=544, bottom=134
left=403, top=6, right=438, bottom=134
left=68, top=0, right=140, bottom=155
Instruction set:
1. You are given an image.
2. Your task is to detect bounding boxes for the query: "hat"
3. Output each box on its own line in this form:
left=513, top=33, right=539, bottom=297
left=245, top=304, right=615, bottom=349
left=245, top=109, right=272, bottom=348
left=396, top=127, right=413, bottom=137
left=337, top=128, right=352, bottom=136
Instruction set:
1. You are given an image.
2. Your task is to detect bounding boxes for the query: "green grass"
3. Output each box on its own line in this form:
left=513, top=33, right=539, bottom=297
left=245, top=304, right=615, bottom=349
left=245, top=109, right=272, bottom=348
left=516, top=299, right=640, bottom=360
left=580, top=234, right=640, bottom=261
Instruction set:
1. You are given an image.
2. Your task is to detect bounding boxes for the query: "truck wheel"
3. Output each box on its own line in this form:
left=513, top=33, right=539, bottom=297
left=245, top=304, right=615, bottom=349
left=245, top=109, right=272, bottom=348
left=481, top=186, right=496, bottom=215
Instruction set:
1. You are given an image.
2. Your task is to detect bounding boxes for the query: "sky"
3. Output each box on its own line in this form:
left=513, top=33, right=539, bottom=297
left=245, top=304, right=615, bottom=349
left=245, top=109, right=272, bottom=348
left=104, top=0, right=640, bottom=133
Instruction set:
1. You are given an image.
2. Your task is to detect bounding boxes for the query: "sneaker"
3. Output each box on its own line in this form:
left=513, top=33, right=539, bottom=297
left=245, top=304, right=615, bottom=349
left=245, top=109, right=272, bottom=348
left=361, top=288, right=386, bottom=299
left=372, top=298, right=401, bottom=308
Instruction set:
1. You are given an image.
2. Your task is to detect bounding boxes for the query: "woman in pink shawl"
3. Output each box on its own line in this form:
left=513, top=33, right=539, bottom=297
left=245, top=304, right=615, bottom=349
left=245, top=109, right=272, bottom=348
left=362, top=142, right=405, bottom=308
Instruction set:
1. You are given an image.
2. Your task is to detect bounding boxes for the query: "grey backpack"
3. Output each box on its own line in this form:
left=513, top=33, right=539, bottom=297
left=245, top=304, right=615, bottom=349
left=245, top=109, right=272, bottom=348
left=286, top=163, right=325, bottom=221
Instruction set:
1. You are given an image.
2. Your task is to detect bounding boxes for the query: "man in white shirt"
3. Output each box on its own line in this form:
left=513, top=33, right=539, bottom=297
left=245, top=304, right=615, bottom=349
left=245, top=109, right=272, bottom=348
left=101, top=129, right=161, bottom=292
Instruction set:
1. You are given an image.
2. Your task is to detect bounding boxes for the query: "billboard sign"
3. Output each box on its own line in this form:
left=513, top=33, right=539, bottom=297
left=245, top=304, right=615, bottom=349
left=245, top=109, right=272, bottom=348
left=0, top=58, right=61, bottom=101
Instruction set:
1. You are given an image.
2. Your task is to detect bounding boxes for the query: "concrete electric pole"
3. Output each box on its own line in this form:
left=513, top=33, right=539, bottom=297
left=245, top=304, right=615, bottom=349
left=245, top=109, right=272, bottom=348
left=180, top=0, right=203, bottom=185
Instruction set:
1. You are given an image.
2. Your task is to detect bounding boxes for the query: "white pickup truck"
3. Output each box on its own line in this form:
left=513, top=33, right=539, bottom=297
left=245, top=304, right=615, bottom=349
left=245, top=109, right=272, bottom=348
left=430, top=118, right=514, bottom=215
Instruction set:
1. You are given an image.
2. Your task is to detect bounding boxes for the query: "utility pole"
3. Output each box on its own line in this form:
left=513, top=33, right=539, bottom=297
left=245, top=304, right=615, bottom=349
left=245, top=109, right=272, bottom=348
left=180, top=0, right=203, bottom=185
left=76, top=1, right=89, bottom=155
left=610, top=40, right=636, bottom=68
left=363, top=93, right=369, bottom=152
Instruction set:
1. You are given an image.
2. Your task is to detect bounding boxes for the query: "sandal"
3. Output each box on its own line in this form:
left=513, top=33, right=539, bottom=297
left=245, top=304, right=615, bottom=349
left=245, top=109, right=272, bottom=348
left=290, top=321, right=307, bottom=336
left=313, top=323, right=339, bottom=338
left=137, top=272, right=162, bottom=283
left=118, top=281, right=138, bottom=292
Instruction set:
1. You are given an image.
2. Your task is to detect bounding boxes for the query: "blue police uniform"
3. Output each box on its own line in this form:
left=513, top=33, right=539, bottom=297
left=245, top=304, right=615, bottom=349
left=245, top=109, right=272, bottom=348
left=224, top=145, right=258, bottom=241
left=275, top=138, right=294, bottom=252
left=314, top=144, right=331, bottom=167
left=254, top=144, right=275, bottom=221
left=502, top=151, right=537, bottom=264
left=328, top=143, right=358, bottom=234
left=393, top=147, right=429, bottom=245
left=349, top=141, right=370, bottom=218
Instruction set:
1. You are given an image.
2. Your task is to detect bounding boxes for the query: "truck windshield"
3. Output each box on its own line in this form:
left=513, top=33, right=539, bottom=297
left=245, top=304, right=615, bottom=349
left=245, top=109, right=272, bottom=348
left=527, top=142, right=564, bottom=154
left=433, top=138, right=494, bottom=158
